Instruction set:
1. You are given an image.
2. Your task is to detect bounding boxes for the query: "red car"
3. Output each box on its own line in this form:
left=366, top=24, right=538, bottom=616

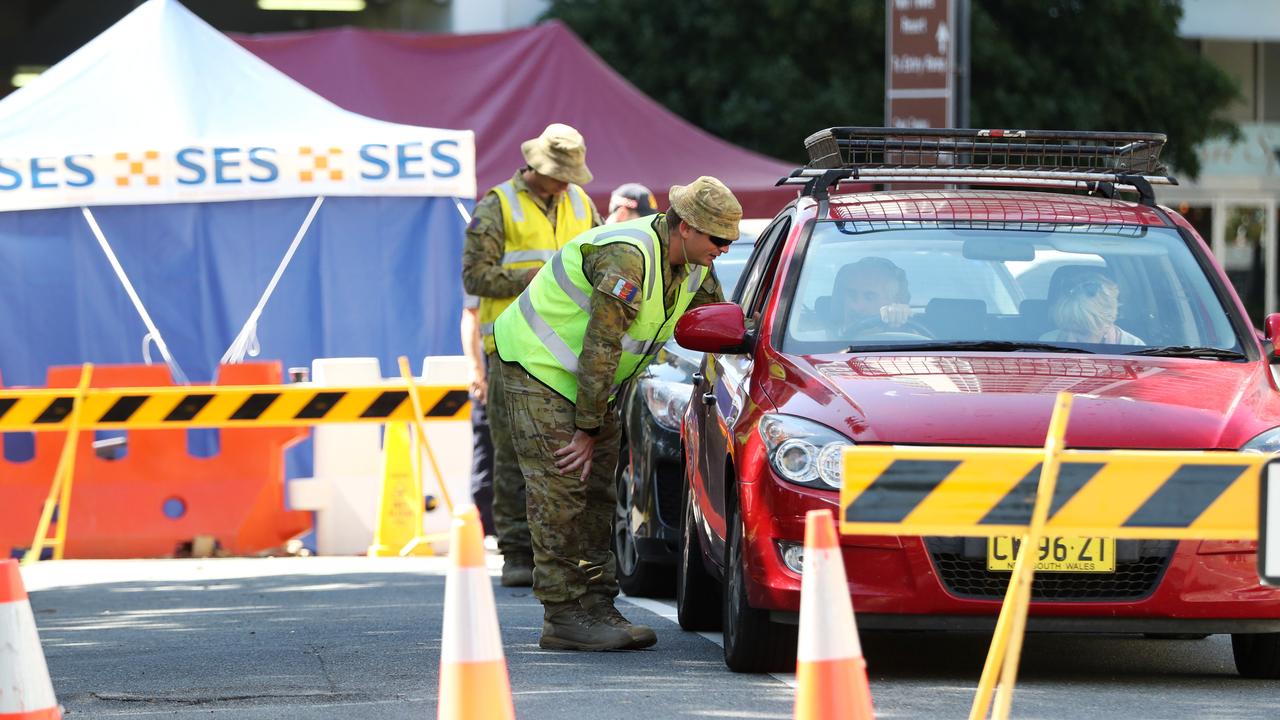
left=675, top=128, right=1280, bottom=675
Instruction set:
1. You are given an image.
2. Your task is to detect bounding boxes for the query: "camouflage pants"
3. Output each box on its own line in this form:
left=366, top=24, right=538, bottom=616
left=486, top=351, right=531, bottom=560
left=496, top=360, right=619, bottom=604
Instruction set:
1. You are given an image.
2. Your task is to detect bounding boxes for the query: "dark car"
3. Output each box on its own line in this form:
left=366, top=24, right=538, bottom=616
left=675, top=127, right=1280, bottom=674
left=612, top=232, right=756, bottom=596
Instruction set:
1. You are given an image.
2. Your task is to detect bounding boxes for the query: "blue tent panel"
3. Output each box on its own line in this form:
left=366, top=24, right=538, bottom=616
left=0, top=195, right=467, bottom=387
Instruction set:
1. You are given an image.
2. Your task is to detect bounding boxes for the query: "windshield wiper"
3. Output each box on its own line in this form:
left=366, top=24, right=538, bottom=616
left=1125, top=345, right=1247, bottom=360
left=841, top=340, right=1096, bottom=354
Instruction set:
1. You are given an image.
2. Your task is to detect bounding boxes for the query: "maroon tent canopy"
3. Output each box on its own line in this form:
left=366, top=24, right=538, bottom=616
left=233, top=21, right=798, bottom=219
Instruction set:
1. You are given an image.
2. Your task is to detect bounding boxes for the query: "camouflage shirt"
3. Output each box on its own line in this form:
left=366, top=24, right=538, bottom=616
left=576, top=213, right=725, bottom=432
left=461, top=169, right=602, bottom=299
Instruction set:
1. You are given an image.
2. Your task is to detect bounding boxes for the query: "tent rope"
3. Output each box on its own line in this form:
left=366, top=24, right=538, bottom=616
left=221, top=195, right=325, bottom=365
left=81, top=206, right=190, bottom=385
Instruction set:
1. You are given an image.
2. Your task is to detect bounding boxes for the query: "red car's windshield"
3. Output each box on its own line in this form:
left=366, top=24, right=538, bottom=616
left=780, top=221, right=1244, bottom=356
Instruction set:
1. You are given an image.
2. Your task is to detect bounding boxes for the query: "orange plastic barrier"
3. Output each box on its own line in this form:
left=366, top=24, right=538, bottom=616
left=1, top=362, right=310, bottom=558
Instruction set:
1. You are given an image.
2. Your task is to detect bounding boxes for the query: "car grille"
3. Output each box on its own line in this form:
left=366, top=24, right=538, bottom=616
left=924, top=537, right=1177, bottom=602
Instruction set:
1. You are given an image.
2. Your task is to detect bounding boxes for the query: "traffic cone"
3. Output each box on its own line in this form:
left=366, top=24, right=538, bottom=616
left=0, top=559, right=62, bottom=719
left=793, top=509, right=874, bottom=720
left=437, top=506, right=514, bottom=720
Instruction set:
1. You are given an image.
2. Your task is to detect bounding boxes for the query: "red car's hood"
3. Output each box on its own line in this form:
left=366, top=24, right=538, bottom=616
left=781, top=354, right=1272, bottom=449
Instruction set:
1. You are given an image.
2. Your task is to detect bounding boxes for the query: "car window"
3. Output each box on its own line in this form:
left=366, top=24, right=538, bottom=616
left=780, top=220, right=1243, bottom=355
left=734, top=216, right=791, bottom=310
left=745, top=220, right=791, bottom=321
left=712, top=233, right=756, bottom=298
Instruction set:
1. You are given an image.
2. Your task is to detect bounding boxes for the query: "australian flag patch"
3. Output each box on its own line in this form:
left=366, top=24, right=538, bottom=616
left=608, top=277, right=640, bottom=303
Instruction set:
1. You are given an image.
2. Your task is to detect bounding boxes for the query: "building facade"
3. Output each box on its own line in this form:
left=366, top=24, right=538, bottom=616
left=1172, top=0, right=1280, bottom=322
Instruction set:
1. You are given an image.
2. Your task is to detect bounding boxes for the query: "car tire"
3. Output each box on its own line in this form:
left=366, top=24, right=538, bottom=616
left=1231, top=633, right=1280, bottom=678
left=722, top=501, right=797, bottom=673
left=614, top=463, right=674, bottom=598
left=676, top=483, right=721, bottom=631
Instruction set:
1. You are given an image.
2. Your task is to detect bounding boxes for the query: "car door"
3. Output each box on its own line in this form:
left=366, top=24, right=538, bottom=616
left=695, top=214, right=793, bottom=562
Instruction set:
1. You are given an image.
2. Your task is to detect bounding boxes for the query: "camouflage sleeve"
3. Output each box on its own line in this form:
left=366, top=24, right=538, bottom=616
left=461, top=193, right=531, bottom=298
left=688, top=264, right=726, bottom=309
left=575, top=243, right=645, bottom=432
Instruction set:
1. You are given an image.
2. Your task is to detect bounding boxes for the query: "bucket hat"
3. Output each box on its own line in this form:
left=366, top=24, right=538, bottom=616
left=668, top=176, right=742, bottom=240
left=521, top=123, right=593, bottom=185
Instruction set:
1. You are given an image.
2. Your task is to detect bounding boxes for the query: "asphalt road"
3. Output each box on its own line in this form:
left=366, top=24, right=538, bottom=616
left=16, top=557, right=1277, bottom=719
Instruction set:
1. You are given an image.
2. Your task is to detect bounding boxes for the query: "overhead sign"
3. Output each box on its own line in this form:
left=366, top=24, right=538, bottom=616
left=0, top=383, right=470, bottom=430
left=885, top=0, right=956, bottom=128
left=1263, top=459, right=1280, bottom=585
left=841, top=446, right=1266, bottom=540
left=0, top=132, right=476, bottom=213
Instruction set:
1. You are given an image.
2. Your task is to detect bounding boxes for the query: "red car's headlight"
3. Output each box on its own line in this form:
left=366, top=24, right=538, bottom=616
left=1241, top=427, right=1280, bottom=454
left=758, top=414, right=852, bottom=490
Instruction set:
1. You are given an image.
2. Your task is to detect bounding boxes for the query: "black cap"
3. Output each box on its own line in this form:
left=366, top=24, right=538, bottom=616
left=608, top=183, right=658, bottom=216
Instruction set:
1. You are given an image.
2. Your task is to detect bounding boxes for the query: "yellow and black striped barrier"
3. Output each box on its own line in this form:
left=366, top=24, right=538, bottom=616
left=17, top=358, right=468, bottom=567
left=835, top=393, right=1270, bottom=720
left=0, top=383, right=469, bottom=431
left=840, top=446, right=1265, bottom=541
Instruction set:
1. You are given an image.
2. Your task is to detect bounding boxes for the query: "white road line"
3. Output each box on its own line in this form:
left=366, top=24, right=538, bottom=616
left=618, top=596, right=797, bottom=688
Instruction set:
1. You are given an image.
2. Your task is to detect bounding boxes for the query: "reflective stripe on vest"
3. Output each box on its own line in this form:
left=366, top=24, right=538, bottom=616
left=517, top=292, right=580, bottom=372
left=478, top=180, right=595, bottom=353
left=503, top=249, right=556, bottom=265
left=493, top=216, right=705, bottom=403
left=495, top=181, right=524, bottom=222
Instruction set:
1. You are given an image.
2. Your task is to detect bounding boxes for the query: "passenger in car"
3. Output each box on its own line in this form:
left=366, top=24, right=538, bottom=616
left=1040, top=272, right=1143, bottom=345
left=828, top=256, right=912, bottom=338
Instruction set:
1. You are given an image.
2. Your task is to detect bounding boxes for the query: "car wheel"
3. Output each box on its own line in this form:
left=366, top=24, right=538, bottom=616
left=722, top=501, right=797, bottom=673
left=613, top=462, right=674, bottom=598
left=676, top=483, right=721, bottom=631
left=1231, top=633, right=1280, bottom=678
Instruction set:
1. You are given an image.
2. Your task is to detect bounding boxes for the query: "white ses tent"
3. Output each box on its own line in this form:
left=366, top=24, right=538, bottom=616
left=0, top=0, right=475, bottom=386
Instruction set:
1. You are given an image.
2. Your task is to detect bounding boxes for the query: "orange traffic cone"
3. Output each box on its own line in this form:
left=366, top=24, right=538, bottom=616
left=793, top=509, right=874, bottom=720
left=437, top=506, right=515, bottom=720
left=0, top=559, right=62, bottom=719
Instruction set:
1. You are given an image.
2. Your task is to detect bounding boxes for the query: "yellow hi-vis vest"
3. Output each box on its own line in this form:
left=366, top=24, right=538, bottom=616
left=493, top=216, right=706, bottom=403
left=478, top=180, right=595, bottom=353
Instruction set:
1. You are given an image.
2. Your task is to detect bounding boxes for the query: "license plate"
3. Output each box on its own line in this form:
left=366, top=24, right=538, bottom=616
left=986, top=535, right=1116, bottom=572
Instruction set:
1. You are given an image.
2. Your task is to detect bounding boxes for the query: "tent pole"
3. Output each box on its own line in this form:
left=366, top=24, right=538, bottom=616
left=451, top=196, right=472, bottom=224
left=81, top=207, right=190, bottom=384
left=220, top=195, right=325, bottom=365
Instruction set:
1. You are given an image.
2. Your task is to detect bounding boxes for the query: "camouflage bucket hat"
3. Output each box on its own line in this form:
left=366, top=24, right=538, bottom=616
left=521, top=123, right=593, bottom=185
left=668, top=176, right=742, bottom=240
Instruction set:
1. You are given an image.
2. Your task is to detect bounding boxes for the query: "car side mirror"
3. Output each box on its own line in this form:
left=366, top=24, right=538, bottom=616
left=1265, top=313, right=1280, bottom=360
left=675, top=303, right=750, bottom=354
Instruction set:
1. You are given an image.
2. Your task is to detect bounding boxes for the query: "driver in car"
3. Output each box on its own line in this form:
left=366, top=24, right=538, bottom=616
left=829, top=256, right=913, bottom=338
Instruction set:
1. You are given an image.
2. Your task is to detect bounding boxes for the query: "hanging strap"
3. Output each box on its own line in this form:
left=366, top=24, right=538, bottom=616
left=81, top=206, right=190, bottom=385
left=221, top=196, right=325, bottom=364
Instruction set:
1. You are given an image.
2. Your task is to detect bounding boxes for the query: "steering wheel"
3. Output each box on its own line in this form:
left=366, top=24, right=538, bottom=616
left=846, top=315, right=935, bottom=340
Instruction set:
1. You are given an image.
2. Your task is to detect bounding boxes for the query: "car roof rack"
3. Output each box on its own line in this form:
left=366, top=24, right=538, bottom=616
left=776, top=128, right=1178, bottom=207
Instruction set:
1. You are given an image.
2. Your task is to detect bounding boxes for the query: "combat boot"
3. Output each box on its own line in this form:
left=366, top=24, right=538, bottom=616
left=580, top=593, right=657, bottom=650
left=500, top=556, right=533, bottom=587
left=539, top=600, right=634, bottom=651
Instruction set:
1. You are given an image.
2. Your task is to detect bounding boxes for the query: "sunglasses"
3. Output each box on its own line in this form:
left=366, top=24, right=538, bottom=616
left=1068, top=281, right=1104, bottom=297
left=709, top=236, right=733, bottom=248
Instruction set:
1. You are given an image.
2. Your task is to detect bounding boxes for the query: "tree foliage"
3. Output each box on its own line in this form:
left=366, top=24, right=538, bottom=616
left=545, top=0, right=1237, bottom=176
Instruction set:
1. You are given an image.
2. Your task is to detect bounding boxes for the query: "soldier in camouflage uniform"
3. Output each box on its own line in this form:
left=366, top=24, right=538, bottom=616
left=462, top=124, right=602, bottom=586
left=492, top=177, right=742, bottom=650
